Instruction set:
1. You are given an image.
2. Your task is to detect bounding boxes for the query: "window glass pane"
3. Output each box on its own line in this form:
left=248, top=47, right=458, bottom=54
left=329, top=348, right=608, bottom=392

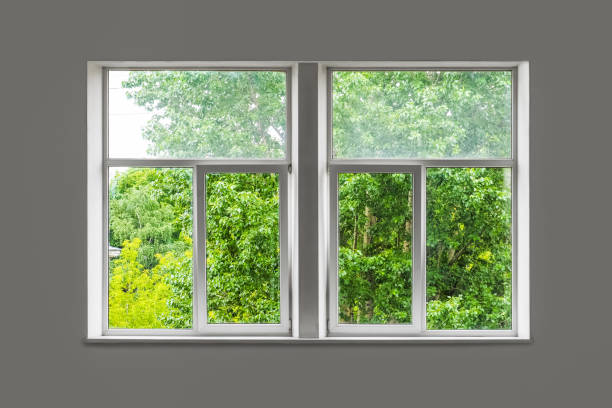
left=206, top=173, right=280, bottom=324
left=332, top=71, right=512, bottom=159
left=337, top=173, right=413, bottom=324
left=108, top=70, right=287, bottom=159
left=426, top=168, right=512, bottom=330
left=108, top=167, right=193, bottom=329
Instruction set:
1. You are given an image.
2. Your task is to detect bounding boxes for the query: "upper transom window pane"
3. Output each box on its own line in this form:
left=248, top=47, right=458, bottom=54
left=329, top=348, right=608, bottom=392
left=331, top=70, right=512, bottom=159
left=108, top=70, right=287, bottom=159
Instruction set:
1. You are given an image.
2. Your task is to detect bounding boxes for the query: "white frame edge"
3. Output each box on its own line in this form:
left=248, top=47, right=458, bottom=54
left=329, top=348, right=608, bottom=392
left=318, top=61, right=530, bottom=341
left=87, top=61, right=299, bottom=340
left=516, top=61, right=530, bottom=340
left=87, top=62, right=104, bottom=338
left=87, top=61, right=530, bottom=342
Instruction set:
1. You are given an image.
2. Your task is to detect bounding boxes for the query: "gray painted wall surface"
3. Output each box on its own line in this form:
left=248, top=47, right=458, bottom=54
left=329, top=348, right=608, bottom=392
left=1, top=1, right=610, bottom=406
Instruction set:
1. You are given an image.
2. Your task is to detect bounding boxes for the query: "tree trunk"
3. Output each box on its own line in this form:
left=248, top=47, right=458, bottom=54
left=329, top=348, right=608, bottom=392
left=363, top=206, right=376, bottom=247
left=403, top=219, right=411, bottom=252
left=352, top=212, right=358, bottom=250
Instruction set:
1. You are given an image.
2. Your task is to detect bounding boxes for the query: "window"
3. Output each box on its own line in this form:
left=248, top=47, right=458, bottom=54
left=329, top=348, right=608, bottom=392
left=91, top=65, right=293, bottom=337
left=88, top=62, right=529, bottom=341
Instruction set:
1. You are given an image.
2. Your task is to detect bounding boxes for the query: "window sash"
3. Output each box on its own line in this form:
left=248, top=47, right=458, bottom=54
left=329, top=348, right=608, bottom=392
left=328, top=165, right=423, bottom=336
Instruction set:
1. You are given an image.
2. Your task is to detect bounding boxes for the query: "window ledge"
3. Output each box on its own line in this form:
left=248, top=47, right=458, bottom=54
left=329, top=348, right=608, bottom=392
left=85, top=335, right=532, bottom=344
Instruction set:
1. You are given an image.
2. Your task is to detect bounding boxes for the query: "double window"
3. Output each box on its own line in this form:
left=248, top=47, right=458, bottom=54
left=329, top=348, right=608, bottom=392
left=87, top=62, right=529, bottom=341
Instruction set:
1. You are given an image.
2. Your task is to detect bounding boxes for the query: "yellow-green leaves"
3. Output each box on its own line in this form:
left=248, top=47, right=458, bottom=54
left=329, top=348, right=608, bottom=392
left=109, top=239, right=173, bottom=328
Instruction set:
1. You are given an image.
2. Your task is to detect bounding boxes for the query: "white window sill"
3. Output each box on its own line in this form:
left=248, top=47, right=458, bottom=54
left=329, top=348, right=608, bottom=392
left=85, top=335, right=532, bottom=344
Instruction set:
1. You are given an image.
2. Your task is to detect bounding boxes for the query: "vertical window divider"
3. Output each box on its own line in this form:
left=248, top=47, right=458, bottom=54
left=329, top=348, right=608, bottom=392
left=101, top=67, right=109, bottom=335
left=297, top=63, right=320, bottom=338
left=418, top=165, right=427, bottom=333
left=194, top=165, right=206, bottom=334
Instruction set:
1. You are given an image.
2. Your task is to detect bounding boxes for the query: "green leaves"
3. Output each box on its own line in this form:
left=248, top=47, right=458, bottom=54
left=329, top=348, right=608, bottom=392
left=123, top=71, right=287, bottom=159
left=206, top=173, right=281, bottom=324
left=332, top=71, right=512, bottom=159
left=426, top=168, right=512, bottom=329
left=108, top=169, right=193, bottom=329
left=338, top=173, right=413, bottom=324
left=109, top=168, right=193, bottom=270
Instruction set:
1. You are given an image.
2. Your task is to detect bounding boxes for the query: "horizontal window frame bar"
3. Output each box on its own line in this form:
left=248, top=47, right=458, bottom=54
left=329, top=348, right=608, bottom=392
left=329, top=325, right=421, bottom=337
left=95, top=61, right=298, bottom=69
left=327, top=328, right=515, bottom=337
left=104, top=326, right=290, bottom=337
left=328, top=159, right=516, bottom=172
left=190, top=324, right=291, bottom=336
left=87, top=335, right=529, bottom=343
left=107, top=67, right=291, bottom=72
left=322, top=61, right=523, bottom=69
left=328, top=67, right=514, bottom=73
left=328, top=159, right=514, bottom=168
left=106, top=159, right=290, bottom=169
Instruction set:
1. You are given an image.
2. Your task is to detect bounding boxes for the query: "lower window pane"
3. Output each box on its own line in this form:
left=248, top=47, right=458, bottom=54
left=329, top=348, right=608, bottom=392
left=337, top=173, right=413, bottom=324
left=426, top=168, right=512, bottom=330
left=108, top=167, right=193, bottom=329
left=206, top=173, right=280, bottom=324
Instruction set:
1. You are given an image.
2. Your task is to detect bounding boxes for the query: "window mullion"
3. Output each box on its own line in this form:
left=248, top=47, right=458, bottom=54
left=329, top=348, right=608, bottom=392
left=194, top=166, right=207, bottom=333
left=415, top=165, right=426, bottom=333
left=297, top=63, right=320, bottom=338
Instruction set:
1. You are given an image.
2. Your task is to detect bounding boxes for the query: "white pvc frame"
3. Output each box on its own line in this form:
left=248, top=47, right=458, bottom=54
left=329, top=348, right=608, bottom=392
left=87, top=61, right=529, bottom=342
left=328, top=164, right=423, bottom=335
left=88, top=62, right=297, bottom=338
left=320, top=62, right=530, bottom=339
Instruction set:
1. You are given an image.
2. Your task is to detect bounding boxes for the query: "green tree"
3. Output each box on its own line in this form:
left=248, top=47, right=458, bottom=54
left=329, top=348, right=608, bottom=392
left=426, top=168, right=512, bottom=329
left=206, top=173, right=280, bottom=323
left=332, top=71, right=512, bottom=158
left=338, top=173, right=413, bottom=323
left=108, top=238, right=173, bottom=328
left=108, top=168, right=193, bottom=328
left=109, top=70, right=513, bottom=330
left=109, top=167, right=192, bottom=269
left=124, top=71, right=287, bottom=159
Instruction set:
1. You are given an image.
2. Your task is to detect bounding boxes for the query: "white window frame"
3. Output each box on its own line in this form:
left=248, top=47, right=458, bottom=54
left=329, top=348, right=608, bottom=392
left=319, top=62, right=530, bottom=340
left=87, top=61, right=529, bottom=342
left=88, top=62, right=299, bottom=340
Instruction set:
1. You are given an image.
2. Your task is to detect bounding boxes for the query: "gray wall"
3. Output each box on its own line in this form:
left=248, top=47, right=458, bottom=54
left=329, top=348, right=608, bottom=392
left=1, top=0, right=610, bottom=406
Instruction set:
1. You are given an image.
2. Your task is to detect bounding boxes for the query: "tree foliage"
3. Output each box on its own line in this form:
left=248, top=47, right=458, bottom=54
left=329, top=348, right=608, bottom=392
left=108, top=167, right=193, bottom=329
left=109, top=167, right=192, bottom=270
left=206, top=173, right=280, bottom=323
left=108, top=70, right=513, bottom=330
left=426, top=168, right=512, bottom=329
left=123, top=71, right=286, bottom=159
left=338, top=173, right=413, bottom=323
left=332, top=71, right=512, bottom=159
left=108, top=238, right=189, bottom=328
